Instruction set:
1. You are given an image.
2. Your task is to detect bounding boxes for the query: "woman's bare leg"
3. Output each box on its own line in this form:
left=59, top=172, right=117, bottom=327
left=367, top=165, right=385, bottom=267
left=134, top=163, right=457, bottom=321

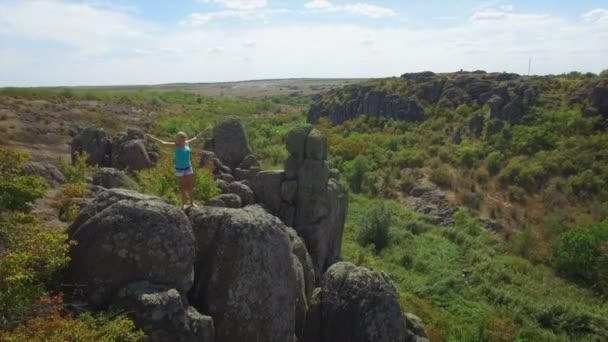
left=184, top=174, right=196, bottom=206
left=177, top=176, right=188, bottom=207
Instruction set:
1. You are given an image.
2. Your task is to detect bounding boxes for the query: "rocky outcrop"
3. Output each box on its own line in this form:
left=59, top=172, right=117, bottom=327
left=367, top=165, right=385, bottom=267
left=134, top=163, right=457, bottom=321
left=111, top=281, right=214, bottom=342
left=66, top=190, right=195, bottom=307
left=307, top=71, right=545, bottom=126
left=20, top=161, right=65, bottom=185
left=204, top=117, right=253, bottom=170
left=303, top=262, right=428, bottom=342
left=71, top=127, right=112, bottom=166
left=187, top=205, right=305, bottom=342
left=251, top=126, right=349, bottom=278
left=71, top=127, right=157, bottom=171
left=92, top=167, right=137, bottom=190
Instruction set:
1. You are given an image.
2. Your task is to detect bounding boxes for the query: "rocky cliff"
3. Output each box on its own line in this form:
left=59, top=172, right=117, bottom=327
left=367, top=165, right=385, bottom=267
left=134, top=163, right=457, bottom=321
left=308, top=71, right=608, bottom=126
left=64, top=118, right=427, bottom=341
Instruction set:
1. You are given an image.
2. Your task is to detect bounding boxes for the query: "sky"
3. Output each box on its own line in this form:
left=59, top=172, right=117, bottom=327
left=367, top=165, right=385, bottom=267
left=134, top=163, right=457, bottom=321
left=0, top=0, right=607, bottom=86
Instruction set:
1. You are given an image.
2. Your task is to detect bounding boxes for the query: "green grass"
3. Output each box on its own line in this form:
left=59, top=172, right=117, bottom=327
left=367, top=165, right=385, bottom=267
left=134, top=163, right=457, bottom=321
left=342, top=195, right=608, bottom=341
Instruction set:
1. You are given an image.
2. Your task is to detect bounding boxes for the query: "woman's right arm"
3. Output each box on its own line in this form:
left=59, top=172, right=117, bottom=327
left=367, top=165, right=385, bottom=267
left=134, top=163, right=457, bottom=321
left=146, top=134, right=175, bottom=147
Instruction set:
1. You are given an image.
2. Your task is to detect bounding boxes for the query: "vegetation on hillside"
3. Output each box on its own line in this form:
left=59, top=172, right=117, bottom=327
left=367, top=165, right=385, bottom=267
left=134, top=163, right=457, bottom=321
left=2, top=72, right=608, bottom=340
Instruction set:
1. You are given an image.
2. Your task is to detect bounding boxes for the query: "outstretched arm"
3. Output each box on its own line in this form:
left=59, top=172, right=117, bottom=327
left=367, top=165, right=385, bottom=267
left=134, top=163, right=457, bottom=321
left=146, top=134, right=175, bottom=146
left=186, top=127, right=213, bottom=143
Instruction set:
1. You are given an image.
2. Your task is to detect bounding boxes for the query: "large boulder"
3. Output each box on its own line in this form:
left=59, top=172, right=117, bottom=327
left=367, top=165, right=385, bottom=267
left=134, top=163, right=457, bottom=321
left=67, top=192, right=195, bottom=307
left=207, top=117, right=252, bottom=169
left=227, top=181, right=255, bottom=205
left=111, top=281, right=214, bottom=342
left=92, top=167, right=137, bottom=190
left=71, top=127, right=112, bottom=166
left=115, top=139, right=153, bottom=171
left=187, top=205, right=301, bottom=342
left=20, top=161, right=65, bottom=185
left=303, top=262, right=428, bottom=342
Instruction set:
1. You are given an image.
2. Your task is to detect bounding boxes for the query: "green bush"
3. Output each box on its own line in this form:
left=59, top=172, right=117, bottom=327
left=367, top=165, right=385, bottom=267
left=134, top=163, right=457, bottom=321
left=485, top=151, right=504, bottom=175
left=137, top=153, right=219, bottom=204
left=0, top=149, right=49, bottom=212
left=345, top=155, right=369, bottom=193
left=358, top=201, right=392, bottom=252
left=59, top=152, right=97, bottom=184
left=0, top=214, right=70, bottom=327
left=453, top=208, right=481, bottom=236
left=552, top=226, right=603, bottom=285
left=430, top=166, right=452, bottom=189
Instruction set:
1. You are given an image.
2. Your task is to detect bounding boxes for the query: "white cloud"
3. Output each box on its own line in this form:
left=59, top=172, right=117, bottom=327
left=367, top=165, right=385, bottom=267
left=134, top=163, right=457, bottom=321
left=582, top=8, right=608, bottom=24
left=304, top=1, right=396, bottom=18
left=0, top=1, right=607, bottom=86
left=199, top=0, right=267, bottom=10
left=182, top=8, right=287, bottom=26
left=305, top=0, right=332, bottom=10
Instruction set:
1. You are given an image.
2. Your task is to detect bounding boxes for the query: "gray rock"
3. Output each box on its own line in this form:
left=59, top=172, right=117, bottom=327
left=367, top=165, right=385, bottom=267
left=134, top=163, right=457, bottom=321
left=286, top=125, right=313, bottom=157
left=216, top=173, right=235, bottom=183
left=67, top=188, right=164, bottom=237
left=216, top=180, right=230, bottom=193
left=188, top=205, right=298, bottom=342
left=487, top=95, right=505, bottom=118
left=116, top=139, right=153, bottom=171
left=305, top=129, right=328, bottom=161
left=233, top=167, right=259, bottom=184
left=111, top=281, right=214, bottom=342
left=227, top=181, right=255, bottom=205
left=71, top=127, right=112, bottom=166
left=206, top=197, right=226, bottom=207
left=253, top=171, right=284, bottom=215
left=500, top=96, right=524, bottom=123
left=208, top=117, right=252, bottom=169
left=303, top=262, right=420, bottom=342
left=92, top=167, right=137, bottom=190
left=20, top=161, right=65, bottom=184
left=280, top=180, right=298, bottom=204
left=212, top=193, right=242, bottom=208
left=67, top=197, right=195, bottom=307
left=329, top=168, right=341, bottom=181
left=238, top=154, right=259, bottom=169
left=286, top=227, right=315, bottom=341
left=592, top=85, right=608, bottom=115
left=405, top=313, right=429, bottom=341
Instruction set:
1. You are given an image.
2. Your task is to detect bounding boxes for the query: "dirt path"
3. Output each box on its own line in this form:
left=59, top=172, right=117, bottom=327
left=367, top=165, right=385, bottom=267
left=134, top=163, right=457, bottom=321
left=31, top=187, right=67, bottom=232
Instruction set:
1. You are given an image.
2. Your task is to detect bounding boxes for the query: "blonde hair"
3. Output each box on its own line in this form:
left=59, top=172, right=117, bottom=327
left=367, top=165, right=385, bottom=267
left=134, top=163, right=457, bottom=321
left=176, top=131, right=188, bottom=141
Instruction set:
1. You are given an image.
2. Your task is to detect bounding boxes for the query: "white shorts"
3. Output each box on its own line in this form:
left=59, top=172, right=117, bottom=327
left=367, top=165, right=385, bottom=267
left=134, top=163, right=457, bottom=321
left=175, top=166, right=194, bottom=177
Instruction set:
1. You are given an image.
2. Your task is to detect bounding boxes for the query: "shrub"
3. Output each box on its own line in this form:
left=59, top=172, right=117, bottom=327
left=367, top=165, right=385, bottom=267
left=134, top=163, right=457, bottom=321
left=456, top=142, right=483, bottom=168
left=358, top=202, right=392, bottom=252
left=59, top=152, right=97, bottom=184
left=0, top=214, right=70, bottom=326
left=137, top=153, right=219, bottom=204
left=566, top=170, right=605, bottom=198
left=430, top=166, right=452, bottom=189
left=552, top=228, right=600, bottom=283
left=485, top=151, right=504, bottom=175
left=345, top=155, right=369, bottom=193
left=507, top=185, right=527, bottom=203
left=0, top=309, right=144, bottom=341
left=0, top=176, right=49, bottom=212
left=0, top=149, right=49, bottom=211
left=453, top=208, right=481, bottom=236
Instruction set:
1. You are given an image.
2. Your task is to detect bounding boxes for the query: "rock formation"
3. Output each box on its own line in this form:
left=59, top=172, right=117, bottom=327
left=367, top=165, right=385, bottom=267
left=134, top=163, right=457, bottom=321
left=66, top=189, right=195, bottom=307
left=303, top=262, right=429, bottom=342
left=71, top=127, right=158, bottom=171
left=307, top=71, right=547, bottom=129
left=188, top=205, right=310, bottom=342
left=249, top=125, right=349, bottom=278
left=92, top=167, right=137, bottom=189
left=64, top=118, right=426, bottom=342
left=20, top=161, right=65, bottom=185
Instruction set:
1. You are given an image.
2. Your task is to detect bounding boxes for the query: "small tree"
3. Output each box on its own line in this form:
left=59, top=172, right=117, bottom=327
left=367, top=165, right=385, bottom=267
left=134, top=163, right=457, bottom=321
left=346, top=155, right=369, bottom=193
left=553, top=228, right=600, bottom=283
left=600, top=69, right=608, bottom=77
left=358, top=201, right=392, bottom=252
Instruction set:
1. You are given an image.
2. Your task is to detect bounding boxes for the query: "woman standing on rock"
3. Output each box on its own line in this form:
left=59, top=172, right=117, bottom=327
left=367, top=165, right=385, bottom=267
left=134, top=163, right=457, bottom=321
left=147, top=130, right=210, bottom=209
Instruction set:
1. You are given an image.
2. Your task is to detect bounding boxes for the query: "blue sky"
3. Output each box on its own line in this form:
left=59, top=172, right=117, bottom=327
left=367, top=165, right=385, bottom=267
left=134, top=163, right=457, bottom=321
left=0, top=0, right=607, bottom=86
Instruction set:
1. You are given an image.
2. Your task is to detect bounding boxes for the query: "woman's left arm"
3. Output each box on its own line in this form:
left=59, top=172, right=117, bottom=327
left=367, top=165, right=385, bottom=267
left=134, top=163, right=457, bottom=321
left=187, top=127, right=212, bottom=143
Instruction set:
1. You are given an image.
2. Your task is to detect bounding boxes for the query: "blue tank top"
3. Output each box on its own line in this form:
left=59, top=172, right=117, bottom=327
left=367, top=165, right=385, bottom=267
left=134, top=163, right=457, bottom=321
left=175, top=145, right=192, bottom=169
